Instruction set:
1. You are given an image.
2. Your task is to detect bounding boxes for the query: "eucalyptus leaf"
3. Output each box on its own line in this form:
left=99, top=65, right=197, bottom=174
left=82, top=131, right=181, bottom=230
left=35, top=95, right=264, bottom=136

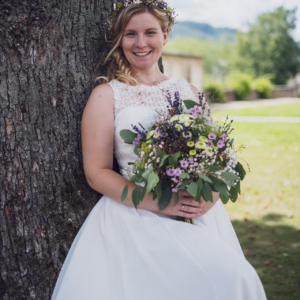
left=152, top=190, right=157, bottom=201
left=229, top=186, right=238, bottom=203
left=146, top=173, right=159, bottom=194
left=187, top=182, right=198, bottom=198
left=132, top=186, right=142, bottom=208
left=214, top=182, right=229, bottom=196
left=180, top=172, right=189, bottom=179
left=134, top=146, right=139, bottom=155
left=235, top=162, right=246, bottom=180
left=169, top=153, right=180, bottom=166
left=183, top=100, right=200, bottom=109
left=140, top=186, right=147, bottom=202
left=196, top=179, right=203, bottom=195
left=209, top=176, right=223, bottom=186
left=121, top=184, right=128, bottom=202
left=198, top=173, right=213, bottom=183
left=154, top=182, right=162, bottom=198
left=235, top=180, right=241, bottom=194
left=174, top=192, right=179, bottom=207
left=179, top=179, right=190, bottom=190
left=142, top=166, right=153, bottom=181
left=220, top=192, right=229, bottom=204
left=201, top=182, right=213, bottom=202
left=207, top=165, right=222, bottom=172
left=120, top=129, right=136, bottom=144
left=130, top=173, right=144, bottom=184
left=222, top=171, right=239, bottom=182
left=159, top=154, right=170, bottom=167
left=158, top=188, right=172, bottom=211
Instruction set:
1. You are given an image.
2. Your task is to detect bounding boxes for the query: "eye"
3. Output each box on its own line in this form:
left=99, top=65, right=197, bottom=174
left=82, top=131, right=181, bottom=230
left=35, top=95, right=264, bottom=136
left=147, top=31, right=156, bottom=35
left=125, top=32, right=135, bottom=36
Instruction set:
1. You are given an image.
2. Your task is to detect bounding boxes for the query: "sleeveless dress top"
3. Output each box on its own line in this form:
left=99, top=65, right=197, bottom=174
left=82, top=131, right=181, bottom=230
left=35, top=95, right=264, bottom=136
left=51, top=78, right=266, bottom=300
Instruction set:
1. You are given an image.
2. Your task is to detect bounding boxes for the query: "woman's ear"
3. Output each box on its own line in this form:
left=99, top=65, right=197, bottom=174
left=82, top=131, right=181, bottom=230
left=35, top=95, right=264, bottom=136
left=163, top=29, right=170, bottom=46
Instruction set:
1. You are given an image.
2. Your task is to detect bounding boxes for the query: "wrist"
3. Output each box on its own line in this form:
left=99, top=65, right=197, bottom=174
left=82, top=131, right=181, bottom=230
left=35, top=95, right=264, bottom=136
left=139, top=192, right=160, bottom=213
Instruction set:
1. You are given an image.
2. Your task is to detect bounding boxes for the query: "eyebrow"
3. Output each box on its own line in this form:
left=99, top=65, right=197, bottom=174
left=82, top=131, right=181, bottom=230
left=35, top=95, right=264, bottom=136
left=124, top=27, right=159, bottom=32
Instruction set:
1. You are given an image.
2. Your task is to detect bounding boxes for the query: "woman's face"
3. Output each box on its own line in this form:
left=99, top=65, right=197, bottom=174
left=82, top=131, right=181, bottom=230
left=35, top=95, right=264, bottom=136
left=121, top=12, right=169, bottom=71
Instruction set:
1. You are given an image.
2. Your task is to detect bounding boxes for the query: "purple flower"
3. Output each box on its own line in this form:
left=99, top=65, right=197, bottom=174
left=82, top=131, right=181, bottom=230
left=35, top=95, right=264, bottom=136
left=172, top=188, right=178, bottom=193
left=207, top=140, right=213, bottom=147
left=188, top=108, right=196, bottom=114
left=155, top=127, right=160, bottom=135
left=180, top=160, right=189, bottom=168
left=161, top=132, right=168, bottom=138
left=194, top=105, right=202, bottom=113
left=192, top=111, right=200, bottom=118
left=222, top=132, right=227, bottom=141
left=217, top=140, right=225, bottom=148
left=133, top=140, right=139, bottom=147
left=133, top=134, right=142, bottom=147
left=167, top=120, right=172, bottom=124
left=208, top=133, right=217, bottom=140
left=171, top=178, right=178, bottom=183
left=174, top=168, right=182, bottom=176
left=166, top=168, right=175, bottom=176
left=188, top=157, right=194, bottom=164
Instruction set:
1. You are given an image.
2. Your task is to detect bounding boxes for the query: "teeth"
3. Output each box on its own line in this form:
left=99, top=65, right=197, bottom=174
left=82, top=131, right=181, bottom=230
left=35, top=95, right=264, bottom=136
left=135, top=51, right=150, bottom=56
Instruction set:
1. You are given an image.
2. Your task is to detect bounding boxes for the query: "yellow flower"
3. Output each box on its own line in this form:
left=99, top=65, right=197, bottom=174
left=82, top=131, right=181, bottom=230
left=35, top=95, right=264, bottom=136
left=199, top=136, right=208, bottom=142
left=178, top=114, right=190, bottom=123
left=175, top=124, right=183, bottom=131
left=184, top=120, right=193, bottom=127
left=205, top=147, right=213, bottom=156
left=146, top=130, right=154, bottom=139
left=153, top=132, right=161, bottom=138
left=213, top=145, right=218, bottom=150
left=195, top=141, right=206, bottom=149
left=187, top=141, right=195, bottom=147
left=189, top=150, right=197, bottom=156
left=182, top=131, right=192, bottom=138
left=170, top=115, right=179, bottom=122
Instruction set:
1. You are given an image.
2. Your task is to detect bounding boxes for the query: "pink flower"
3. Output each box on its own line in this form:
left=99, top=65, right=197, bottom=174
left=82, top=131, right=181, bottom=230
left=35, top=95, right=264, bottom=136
left=188, top=108, right=196, bottom=114
left=207, top=140, right=213, bottom=147
left=217, top=140, right=225, bottom=148
left=222, top=132, right=227, bottom=141
left=171, top=178, right=178, bottom=183
left=208, top=133, right=217, bottom=140
left=188, top=157, right=194, bottom=164
left=155, top=127, right=160, bottom=135
left=174, top=168, right=182, bottom=176
left=180, top=160, right=189, bottom=168
left=166, top=168, right=175, bottom=176
left=172, top=188, right=178, bottom=193
left=194, top=105, right=202, bottom=113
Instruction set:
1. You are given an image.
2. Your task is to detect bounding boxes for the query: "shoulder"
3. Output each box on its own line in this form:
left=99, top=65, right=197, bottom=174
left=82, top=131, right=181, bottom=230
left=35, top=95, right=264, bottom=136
left=174, top=78, right=200, bottom=102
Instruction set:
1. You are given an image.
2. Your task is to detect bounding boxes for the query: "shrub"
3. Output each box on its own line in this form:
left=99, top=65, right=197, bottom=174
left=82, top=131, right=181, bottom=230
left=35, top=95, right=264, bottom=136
left=252, top=77, right=273, bottom=98
left=230, top=74, right=252, bottom=100
left=204, top=81, right=225, bottom=103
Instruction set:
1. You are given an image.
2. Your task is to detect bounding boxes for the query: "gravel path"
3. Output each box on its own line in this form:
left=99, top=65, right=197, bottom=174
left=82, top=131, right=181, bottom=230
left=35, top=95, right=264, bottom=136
left=215, top=116, right=300, bottom=123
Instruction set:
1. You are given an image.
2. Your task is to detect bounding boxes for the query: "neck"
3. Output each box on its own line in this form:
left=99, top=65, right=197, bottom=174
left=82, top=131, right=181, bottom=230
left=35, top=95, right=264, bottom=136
left=130, top=62, right=168, bottom=86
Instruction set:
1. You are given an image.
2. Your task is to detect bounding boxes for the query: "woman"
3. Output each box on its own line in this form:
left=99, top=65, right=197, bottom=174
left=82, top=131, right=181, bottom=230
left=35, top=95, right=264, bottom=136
left=52, top=1, right=266, bottom=299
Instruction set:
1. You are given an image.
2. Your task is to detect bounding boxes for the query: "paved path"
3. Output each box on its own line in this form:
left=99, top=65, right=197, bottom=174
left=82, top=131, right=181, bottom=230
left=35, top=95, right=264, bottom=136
left=210, top=97, right=300, bottom=111
left=214, top=116, right=300, bottom=123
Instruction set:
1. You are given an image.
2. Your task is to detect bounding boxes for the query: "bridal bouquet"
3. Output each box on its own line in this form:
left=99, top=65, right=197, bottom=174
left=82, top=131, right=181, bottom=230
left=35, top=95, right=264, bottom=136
left=120, top=92, right=247, bottom=214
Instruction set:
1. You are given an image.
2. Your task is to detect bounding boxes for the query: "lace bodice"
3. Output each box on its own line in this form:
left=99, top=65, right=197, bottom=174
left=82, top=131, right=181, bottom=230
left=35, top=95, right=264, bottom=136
left=108, top=78, right=197, bottom=178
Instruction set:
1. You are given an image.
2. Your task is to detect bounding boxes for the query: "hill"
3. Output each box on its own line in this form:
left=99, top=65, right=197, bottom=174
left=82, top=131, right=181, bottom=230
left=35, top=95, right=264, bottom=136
left=170, top=21, right=237, bottom=41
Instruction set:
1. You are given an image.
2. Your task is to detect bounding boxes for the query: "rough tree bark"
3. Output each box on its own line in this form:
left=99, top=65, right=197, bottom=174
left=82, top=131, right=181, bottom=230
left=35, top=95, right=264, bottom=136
left=0, top=0, right=115, bottom=299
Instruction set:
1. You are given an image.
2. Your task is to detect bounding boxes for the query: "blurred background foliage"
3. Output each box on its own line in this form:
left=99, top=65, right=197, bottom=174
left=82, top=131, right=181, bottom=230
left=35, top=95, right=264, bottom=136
left=165, top=6, right=300, bottom=98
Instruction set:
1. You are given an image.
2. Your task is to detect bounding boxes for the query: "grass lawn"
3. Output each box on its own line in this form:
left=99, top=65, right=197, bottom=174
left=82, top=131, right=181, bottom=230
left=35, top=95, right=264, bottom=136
left=213, top=119, right=300, bottom=299
left=212, top=103, right=300, bottom=117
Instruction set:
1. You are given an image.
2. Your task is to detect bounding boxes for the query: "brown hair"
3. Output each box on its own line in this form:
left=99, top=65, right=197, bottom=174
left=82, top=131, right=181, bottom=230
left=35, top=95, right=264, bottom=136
left=97, top=3, right=171, bottom=86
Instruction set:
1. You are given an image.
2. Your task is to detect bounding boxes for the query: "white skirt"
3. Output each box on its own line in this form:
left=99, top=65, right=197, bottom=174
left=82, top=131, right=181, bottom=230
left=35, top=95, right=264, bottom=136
left=52, top=197, right=266, bottom=300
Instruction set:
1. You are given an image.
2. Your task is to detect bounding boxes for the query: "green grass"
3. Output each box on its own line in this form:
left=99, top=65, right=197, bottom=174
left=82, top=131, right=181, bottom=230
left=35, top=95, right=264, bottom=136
left=212, top=103, right=300, bottom=117
left=219, top=122, right=300, bottom=299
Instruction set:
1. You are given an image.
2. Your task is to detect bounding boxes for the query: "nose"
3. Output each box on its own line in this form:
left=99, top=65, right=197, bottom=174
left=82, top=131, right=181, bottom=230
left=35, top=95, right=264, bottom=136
left=135, top=34, right=147, bottom=48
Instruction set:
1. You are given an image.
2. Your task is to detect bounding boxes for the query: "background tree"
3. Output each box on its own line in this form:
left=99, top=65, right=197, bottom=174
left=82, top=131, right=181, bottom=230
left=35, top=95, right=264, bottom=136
left=0, top=0, right=114, bottom=299
left=235, top=7, right=300, bottom=84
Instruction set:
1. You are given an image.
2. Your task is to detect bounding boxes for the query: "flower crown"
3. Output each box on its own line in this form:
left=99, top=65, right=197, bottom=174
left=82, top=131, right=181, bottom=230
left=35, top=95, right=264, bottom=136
left=107, top=0, right=177, bottom=34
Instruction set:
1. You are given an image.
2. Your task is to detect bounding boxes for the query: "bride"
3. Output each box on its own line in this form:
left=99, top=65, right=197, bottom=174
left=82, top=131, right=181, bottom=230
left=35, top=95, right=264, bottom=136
left=52, top=1, right=266, bottom=299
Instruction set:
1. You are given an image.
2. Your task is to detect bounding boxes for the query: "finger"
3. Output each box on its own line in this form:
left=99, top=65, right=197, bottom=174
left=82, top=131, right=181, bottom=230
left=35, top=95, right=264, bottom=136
left=178, top=211, right=205, bottom=219
left=179, top=205, right=203, bottom=214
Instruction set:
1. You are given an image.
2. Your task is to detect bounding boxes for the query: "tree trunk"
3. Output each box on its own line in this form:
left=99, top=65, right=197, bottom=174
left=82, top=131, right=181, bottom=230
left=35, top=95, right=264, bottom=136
left=0, top=0, right=115, bottom=298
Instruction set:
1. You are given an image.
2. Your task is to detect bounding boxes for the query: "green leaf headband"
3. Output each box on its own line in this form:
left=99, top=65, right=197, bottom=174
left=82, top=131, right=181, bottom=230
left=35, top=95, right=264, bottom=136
left=107, top=0, right=177, bottom=34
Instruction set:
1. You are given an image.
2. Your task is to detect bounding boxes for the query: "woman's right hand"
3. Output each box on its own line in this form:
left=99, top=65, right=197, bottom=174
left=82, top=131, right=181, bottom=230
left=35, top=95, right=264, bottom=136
left=159, top=190, right=205, bottom=219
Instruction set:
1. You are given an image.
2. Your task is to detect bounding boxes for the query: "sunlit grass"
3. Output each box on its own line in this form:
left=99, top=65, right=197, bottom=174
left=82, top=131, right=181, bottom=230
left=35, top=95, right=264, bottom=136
left=212, top=102, right=300, bottom=117
left=212, top=120, right=300, bottom=299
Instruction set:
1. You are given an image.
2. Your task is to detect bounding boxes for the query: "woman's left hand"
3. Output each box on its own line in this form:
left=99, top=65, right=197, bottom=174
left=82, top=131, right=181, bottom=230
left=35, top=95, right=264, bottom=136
left=196, top=191, right=220, bottom=217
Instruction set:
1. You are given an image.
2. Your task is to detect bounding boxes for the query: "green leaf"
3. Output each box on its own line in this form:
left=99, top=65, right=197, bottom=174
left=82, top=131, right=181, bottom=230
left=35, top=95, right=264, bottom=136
left=196, top=178, right=203, bottom=195
left=120, top=129, right=136, bottom=144
left=179, top=179, right=190, bottom=190
left=198, top=173, right=213, bottom=183
left=159, top=154, right=170, bottom=167
left=130, top=173, right=144, bottom=184
left=152, top=190, right=157, bottom=201
left=222, top=171, right=239, bottom=182
left=229, top=186, right=238, bottom=203
left=156, top=150, right=167, bottom=158
left=180, top=172, right=189, bottom=179
left=154, top=182, right=162, bottom=198
left=187, top=182, right=198, bottom=198
left=214, top=182, right=230, bottom=196
left=235, top=162, right=246, bottom=180
left=158, top=188, right=172, bottom=211
left=146, top=173, right=159, bottom=194
left=168, top=153, right=180, bottom=166
left=121, top=184, right=128, bottom=202
left=209, top=176, right=223, bottom=186
left=134, top=146, right=139, bottom=155
left=132, top=186, right=141, bottom=208
left=235, top=180, right=241, bottom=194
left=174, top=192, right=179, bottom=207
left=201, top=182, right=213, bottom=202
left=142, top=166, right=153, bottom=181
left=207, top=165, right=222, bottom=172
left=183, top=100, right=200, bottom=109
left=140, top=186, right=146, bottom=202
left=220, top=192, right=229, bottom=204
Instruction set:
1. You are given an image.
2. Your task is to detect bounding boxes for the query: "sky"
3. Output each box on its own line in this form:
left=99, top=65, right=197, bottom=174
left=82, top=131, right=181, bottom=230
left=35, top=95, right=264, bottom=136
left=167, top=0, right=300, bottom=41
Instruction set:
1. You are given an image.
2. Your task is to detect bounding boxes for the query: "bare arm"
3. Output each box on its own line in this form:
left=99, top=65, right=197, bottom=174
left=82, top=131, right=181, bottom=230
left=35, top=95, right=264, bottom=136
left=81, top=83, right=217, bottom=218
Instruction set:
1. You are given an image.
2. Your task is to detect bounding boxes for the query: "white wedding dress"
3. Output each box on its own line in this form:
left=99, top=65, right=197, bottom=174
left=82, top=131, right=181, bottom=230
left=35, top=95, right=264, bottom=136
left=52, top=78, right=266, bottom=300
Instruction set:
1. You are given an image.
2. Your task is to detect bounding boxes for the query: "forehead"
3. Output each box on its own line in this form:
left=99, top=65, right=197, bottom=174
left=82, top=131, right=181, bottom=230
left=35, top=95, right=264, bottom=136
left=125, top=12, right=161, bottom=30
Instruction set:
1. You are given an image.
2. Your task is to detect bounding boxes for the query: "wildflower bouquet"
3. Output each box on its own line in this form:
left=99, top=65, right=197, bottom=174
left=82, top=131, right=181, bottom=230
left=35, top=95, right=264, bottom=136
left=120, top=92, right=247, bottom=216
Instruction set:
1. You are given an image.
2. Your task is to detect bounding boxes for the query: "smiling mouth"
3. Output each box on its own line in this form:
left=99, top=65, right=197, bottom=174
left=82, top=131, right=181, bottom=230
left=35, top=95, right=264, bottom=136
left=133, top=51, right=152, bottom=57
